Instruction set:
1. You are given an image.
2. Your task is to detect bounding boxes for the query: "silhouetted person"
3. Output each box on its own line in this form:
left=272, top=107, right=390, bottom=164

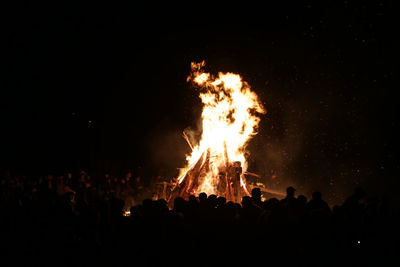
left=241, top=195, right=253, bottom=208
left=251, top=187, right=262, bottom=207
left=280, top=186, right=297, bottom=207
left=198, top=192, right=207, bottom=203
left=172, top=197, right=186, bottom=215
left=307, top=191, right=331, bottom=216
left=296, top=194, right=308, bottom=218
left=133, top=176, right=144, bottom=203
left=286, top=186, right=296, bottom=198
left=208, top=194, right=217, bottom=208
left=342, top=186, right=366, bottom=222
left=4, top=169, right=399, bottom=267
left=240, top=195, right=262, bottom=225
left=216, top=196, right=226, bottom=208
left=188, top=194, right=197, bottom=202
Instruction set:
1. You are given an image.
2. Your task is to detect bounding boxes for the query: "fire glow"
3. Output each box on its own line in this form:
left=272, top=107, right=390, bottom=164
left=170, top=61, right=266, bottom=203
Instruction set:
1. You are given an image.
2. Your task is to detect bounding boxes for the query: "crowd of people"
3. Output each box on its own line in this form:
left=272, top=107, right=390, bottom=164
left=1, top=170, right=398, bottom=266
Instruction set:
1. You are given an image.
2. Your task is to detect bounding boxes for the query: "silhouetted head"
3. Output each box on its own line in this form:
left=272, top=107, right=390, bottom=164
left=188, top=195, right=197, bottom=202
left=286, top=186, right=296, bottom=197
left=267, top=197, right=279, bottom=206
left=173, top=197, right=186, bottom=213
left=251, top=188, right=262, bottom=199
left=199, top=192, right=207, bottom=202
left=312, top=191, right=322, bottom=200
left=208, top=194, right=217, bottom=207
left=208, top=194, right=217, bottom=201
left=217, top=196, right=226, bottom=207
left=297, top=195, right=307, bottom=204
left=241, top=196, right=252, bottom=207
left=157, top=198, right=168, bottom=207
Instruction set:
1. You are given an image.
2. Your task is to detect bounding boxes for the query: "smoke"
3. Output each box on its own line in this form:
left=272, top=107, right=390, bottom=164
left=245, top=76, right=375, bottom=206
left=146, top=120, right=190, bottom=179
left=246, top=96, right=307, bottom=198
left=182, top=127, right=201, bottom=150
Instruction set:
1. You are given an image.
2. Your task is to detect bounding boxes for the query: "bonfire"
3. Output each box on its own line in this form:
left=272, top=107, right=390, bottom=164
left=169, top=61, right=266, bottom=204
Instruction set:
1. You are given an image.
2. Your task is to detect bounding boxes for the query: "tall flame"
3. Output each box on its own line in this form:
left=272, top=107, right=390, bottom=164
left=177, top=61, right=266, bottom=196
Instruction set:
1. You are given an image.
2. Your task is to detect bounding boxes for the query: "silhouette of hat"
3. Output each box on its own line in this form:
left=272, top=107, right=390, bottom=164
left=286, top=186, right=296, bottom=193
left=251, top=187, right=261, bottom=195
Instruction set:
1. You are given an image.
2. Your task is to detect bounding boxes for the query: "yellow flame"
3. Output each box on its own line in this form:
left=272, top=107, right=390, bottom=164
left=178, top=61, right=266, bottom=196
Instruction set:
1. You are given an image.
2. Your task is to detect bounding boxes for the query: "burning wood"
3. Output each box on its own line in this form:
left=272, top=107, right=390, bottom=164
left=169, top=61, right=266, bottom=204
left=169, top=153, right=249, bottom=203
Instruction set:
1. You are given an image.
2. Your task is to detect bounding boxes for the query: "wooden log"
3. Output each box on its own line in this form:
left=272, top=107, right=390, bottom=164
left=192, top=148, right=211, bottom=194
left=223, top=141, right=233, bottom=201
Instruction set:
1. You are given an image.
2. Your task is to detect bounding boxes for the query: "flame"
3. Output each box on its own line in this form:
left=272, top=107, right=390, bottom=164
left=177, top=61, right=266, bottom=197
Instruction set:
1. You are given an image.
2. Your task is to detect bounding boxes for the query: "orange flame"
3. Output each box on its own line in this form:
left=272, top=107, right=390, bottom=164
left=178, top=61, right=266, bottom=196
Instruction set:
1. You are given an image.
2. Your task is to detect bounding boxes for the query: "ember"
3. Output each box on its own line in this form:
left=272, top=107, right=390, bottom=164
left=169, top=61, right=266, bottom=203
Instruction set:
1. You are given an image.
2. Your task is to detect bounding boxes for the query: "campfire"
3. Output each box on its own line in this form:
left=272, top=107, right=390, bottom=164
left=168, top=61, right=266, bottom=203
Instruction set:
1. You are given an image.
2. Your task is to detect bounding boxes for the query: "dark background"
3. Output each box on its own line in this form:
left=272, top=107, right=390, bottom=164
left=3, top=1, right=398, bottom=204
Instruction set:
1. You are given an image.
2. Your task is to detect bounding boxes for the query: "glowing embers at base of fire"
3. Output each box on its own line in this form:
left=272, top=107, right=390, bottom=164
left=171, top=61, right=266, bottom=202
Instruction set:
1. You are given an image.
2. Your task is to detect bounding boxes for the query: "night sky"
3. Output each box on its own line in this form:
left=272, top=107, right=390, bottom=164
left=3, top=1, right=399, bottom=204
